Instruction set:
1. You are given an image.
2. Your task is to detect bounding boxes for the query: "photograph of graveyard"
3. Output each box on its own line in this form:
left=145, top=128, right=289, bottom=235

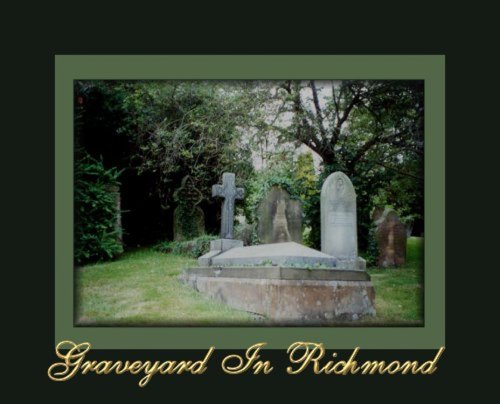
left=74, top=80, right=424, bottom=326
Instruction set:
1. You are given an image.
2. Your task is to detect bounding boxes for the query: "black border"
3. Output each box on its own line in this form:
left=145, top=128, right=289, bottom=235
left=5, top=5, right=483, bottom=397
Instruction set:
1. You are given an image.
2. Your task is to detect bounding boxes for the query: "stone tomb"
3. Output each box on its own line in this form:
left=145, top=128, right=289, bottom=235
left=180, top=261, right=375, bottom=323
left=181, top=172, right=375, bottom=323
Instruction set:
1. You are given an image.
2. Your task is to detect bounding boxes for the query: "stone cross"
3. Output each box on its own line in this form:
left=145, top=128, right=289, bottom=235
left=212, top=173, right=244, bottom=239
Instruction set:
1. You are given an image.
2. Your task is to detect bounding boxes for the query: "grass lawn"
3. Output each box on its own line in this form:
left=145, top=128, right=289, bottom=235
left=366, top=236, right=423, bottom=325
left=75, top=237, right=424, bottom=326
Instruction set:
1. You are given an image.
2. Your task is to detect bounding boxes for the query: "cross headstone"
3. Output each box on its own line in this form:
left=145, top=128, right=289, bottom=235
left=212, top=173, right=244, bottom=239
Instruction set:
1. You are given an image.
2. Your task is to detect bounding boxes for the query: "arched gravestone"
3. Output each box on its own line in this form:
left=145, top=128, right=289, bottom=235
left=373, top=208, right=407, bottom=267
left=321, top=172, right=358, bottom=267
left=257, top=186, right=302, bottom=244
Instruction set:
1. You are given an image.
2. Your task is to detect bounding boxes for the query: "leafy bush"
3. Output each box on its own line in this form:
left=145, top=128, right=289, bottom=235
left=154, top=235, right=218, bottom=258
left=364, top=226, right=380, bottom=267
left=75, top=152, right=123, bottom=264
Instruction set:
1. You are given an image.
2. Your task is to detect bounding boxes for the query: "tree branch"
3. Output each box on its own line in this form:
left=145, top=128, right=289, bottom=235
left=288, top=81, right=323, bottom=150
left=309, top=81, right=327, bottom=140
left=370, top=161, right=424, bottom=181
left=331, top=81, right=340, bottom=122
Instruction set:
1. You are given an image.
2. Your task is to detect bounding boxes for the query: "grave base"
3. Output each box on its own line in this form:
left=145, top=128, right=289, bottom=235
left=179, top=266, right=376, bottom=324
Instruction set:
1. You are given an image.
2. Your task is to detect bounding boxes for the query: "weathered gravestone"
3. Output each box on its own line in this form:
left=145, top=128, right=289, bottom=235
left=321, top=172, right=362, bottom=269
left=257, top=186, right=302, bottom=244
left=172, top=176, right=205, bottom=241
left=373, top=208, right=407, bottom=267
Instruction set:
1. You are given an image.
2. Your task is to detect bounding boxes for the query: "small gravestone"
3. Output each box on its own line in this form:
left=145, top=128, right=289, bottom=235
left=373, top=208, right=407, bottom=267
left=257, top=186, right=302, bottom=244
left=321, top=172, right=359, bottom=268
left=173, top=176, right=205, bottom=241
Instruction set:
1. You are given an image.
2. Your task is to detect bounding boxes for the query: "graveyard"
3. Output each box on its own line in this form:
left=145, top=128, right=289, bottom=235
left=74, top=80, right=424, bottom=326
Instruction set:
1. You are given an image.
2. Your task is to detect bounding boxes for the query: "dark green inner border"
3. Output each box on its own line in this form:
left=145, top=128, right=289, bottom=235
left=55, top=55, right=445, bottom=349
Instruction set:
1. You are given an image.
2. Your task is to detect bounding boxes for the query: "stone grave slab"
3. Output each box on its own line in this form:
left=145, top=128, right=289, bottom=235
left=211, top=242, right=337, bottom=268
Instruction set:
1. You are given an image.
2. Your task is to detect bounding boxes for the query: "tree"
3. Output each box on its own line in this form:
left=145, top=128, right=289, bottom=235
left=270, top=80, right=424, bottom=250
left=116, top=81, right=261, bottom=207
left=75, top=80, right=270, bottom=243
left=295, top=152, right=317, bottom=201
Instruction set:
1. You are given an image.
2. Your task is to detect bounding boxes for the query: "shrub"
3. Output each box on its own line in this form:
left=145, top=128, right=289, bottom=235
left=364, top=226, right=380, bottom=267
left=154, top=234, right=218, bottom=258
left=74, top=151, right=123, bottom=264
left=234, top=222, right=257, bottom=246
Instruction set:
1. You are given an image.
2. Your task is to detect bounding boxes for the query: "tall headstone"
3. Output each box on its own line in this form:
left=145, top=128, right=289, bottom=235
left=321, top=172, right=358, bottom=268
left=212, top=173, right=244, bottom=239
left=257, top=186, right=302, bottom=244
left=373, top=208, right=407, bottom=267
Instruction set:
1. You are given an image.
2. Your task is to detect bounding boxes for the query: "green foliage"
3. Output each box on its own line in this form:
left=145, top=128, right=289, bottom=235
left=173, top=175, right=204, bottom=240
left=243, top=152, right=319, bottom=246
left=116, top=81, right=258, bottom=208
left=154, top=235, right=218, bottom=258
left=233, top=222, right=257, bottom=246
left=75, top=79, right=263, bottom=212
left=295, top=152, right=317, bottom=200
left=266, top=80, right=424, bottom=251
left=75, top=80, right=423, bottom=258
left=74, top=151, right=123, bottom=264
left=364, top=226, right=380, bottom=266
left=294, top=153, right=319, bottom=246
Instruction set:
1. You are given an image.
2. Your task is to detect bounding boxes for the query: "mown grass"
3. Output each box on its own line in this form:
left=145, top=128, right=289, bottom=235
left=75, top=237, right=424, bottom=326
left=365, top=237, right=424, bottom=325
left=75, top=250, right=252, bottom=326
